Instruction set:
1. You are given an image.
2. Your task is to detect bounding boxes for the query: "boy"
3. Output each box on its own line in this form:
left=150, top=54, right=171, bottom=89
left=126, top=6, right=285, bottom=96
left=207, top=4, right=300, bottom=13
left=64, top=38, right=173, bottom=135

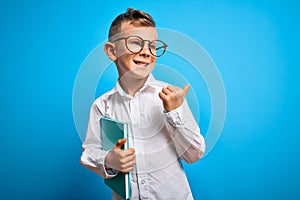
left=80, top=8, right=205, bottom=200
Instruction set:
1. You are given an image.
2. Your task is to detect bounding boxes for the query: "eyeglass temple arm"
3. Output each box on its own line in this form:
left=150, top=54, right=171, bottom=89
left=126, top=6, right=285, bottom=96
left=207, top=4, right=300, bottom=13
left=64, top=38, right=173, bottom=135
left=156, top=45, right=167, bottom=50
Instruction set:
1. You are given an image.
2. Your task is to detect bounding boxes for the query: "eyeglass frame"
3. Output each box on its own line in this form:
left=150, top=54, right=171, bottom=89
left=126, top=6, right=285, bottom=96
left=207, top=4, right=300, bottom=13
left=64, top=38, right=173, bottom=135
left=111, top=35, right=168, bottom=57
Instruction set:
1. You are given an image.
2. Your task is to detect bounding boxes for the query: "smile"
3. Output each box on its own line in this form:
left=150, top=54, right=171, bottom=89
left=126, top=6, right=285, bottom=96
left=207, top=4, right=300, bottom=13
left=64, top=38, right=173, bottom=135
left=133, top=60, right=149, bottom=67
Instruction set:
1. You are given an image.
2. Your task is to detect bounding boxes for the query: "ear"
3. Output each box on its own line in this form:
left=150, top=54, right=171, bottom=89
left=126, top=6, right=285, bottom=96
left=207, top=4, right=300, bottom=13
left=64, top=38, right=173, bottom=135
left=104, top=42, right=117, bottom=61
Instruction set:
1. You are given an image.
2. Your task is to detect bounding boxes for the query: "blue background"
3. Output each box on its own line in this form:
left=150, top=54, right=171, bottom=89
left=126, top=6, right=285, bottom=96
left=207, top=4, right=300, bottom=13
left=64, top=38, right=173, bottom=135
left=1, top=0, right=299, bottom=199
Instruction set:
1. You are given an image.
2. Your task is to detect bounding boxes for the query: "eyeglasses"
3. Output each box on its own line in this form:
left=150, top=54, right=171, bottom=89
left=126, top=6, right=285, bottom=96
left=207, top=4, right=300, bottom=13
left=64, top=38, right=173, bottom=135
left=112, top=35, right=168, bottom=57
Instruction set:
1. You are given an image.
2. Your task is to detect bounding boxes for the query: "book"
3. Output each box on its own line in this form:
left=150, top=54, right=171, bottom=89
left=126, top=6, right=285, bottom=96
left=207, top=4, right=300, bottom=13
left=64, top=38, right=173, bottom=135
left=100, top=117, right=131, bottom=200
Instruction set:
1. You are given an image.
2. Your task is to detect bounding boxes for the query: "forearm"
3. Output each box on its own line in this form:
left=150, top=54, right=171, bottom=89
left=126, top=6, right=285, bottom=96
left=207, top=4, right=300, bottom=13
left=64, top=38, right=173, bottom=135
left=81, top=145, right=117, bottom=178
left=80, top=160, right=106, bottom=178
left=80, top=101, right=117, bottom=178
left=170, top=125, right=205, bottom=163
left=165, top=101, right=205, bottom=163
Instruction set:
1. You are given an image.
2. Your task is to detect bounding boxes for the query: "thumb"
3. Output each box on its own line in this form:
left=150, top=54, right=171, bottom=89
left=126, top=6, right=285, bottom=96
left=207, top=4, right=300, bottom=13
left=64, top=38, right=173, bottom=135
left=183, top=84, right=190, bottom=95
left=114, top=138, right=127, bottom=149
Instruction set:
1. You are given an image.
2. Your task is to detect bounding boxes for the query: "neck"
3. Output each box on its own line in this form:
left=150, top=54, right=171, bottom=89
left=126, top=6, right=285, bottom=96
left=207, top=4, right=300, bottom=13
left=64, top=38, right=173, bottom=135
left=118, top=74, right=149, bottom=97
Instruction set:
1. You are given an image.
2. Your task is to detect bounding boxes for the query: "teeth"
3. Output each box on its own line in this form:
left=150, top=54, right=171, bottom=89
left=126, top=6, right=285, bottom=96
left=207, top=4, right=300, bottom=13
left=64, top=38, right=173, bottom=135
left=134, top=61, right=148, bottom=66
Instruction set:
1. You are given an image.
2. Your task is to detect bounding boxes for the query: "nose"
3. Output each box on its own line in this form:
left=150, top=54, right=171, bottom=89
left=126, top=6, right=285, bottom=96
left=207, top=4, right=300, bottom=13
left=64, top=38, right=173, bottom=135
left=139, top=40, right=151, bottom=57
left=139, top=51, right=150, bottom=57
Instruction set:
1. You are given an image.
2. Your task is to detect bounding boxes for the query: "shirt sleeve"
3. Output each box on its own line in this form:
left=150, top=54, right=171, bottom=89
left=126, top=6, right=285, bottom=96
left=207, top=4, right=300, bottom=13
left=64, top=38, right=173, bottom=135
left=80, top=102, right=118, bottom=178
left=164, top=99, right=206, bottom=164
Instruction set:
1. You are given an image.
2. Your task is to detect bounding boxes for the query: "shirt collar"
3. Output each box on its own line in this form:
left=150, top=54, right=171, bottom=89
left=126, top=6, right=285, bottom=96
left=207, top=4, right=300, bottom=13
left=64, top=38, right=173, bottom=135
left=109, top=74, right=157, bottom=98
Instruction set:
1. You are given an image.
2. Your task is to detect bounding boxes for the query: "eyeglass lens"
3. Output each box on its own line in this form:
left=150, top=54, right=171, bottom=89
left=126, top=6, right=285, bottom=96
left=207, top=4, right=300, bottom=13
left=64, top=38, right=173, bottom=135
left=126, top=36, right=166, bottom=57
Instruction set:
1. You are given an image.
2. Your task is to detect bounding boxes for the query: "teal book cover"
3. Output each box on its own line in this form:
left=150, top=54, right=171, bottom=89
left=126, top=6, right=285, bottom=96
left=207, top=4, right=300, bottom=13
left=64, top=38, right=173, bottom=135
left=100, top=117, right=131, bottom=200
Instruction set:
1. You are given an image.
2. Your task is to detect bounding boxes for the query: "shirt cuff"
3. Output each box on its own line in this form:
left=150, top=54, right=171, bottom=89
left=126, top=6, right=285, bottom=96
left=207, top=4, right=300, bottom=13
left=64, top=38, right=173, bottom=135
left=103, top=151, right=119, bottom=178
left=164, top=105, right=183, bottom=126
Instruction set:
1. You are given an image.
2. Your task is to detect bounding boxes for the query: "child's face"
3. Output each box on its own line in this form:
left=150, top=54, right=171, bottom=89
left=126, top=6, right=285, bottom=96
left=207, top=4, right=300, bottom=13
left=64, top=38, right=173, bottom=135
left=113, top=22, right=158, bottom=79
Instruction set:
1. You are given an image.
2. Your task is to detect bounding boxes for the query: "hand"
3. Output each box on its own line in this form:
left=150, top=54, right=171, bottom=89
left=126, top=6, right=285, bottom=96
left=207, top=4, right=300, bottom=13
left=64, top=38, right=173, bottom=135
left=159, top=84, right=190, bottom=112
left=105, top=138, right=136, bottom=173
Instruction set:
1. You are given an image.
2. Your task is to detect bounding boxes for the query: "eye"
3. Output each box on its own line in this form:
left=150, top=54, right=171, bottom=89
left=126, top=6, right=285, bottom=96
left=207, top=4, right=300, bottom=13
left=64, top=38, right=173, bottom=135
left=127, top=37, right=143, bottom=46
left=149, top=41, right=157, bottom=50
left=132, top=40, right=142, bottom=46
left=150, top=44, right=156, bottom=50
left=126, top=36, right=144, bottom=53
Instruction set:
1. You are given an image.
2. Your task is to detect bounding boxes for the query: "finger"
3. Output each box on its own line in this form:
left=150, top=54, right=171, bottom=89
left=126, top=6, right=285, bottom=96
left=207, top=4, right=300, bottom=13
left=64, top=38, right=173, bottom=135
left=162, top=87, right=172, bottom=95
left=167, top=85, right=178, bottom=92
left=120, top=166, right=135, bottom=173
left=120, top=159, right=136, bottom=173
left=122, top=154, right=136, bottom=164
left=119, top=148, right=135, bottom=157
left=182, top=84, right=190, bottom=95
left=122, top=159, right=136, bottom=169
left=114, top=138, right=127, bottom=149
left=126, top=147, right=135, bottom=154
left=159, top=91, right=168, bottom=100
left=166, top=85, right=174, bottom=92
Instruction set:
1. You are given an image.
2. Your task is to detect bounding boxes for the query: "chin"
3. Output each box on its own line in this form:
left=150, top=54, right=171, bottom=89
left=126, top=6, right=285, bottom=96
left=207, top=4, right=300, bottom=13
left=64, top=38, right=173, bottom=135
left=124, top=67, right=151, bottom=79
left=131, top=69, right=151, bottom=79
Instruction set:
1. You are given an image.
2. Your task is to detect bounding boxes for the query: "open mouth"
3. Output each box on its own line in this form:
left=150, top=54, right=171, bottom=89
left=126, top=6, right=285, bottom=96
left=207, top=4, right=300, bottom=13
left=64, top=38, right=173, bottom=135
left=133, top=60, right=149, bottom=67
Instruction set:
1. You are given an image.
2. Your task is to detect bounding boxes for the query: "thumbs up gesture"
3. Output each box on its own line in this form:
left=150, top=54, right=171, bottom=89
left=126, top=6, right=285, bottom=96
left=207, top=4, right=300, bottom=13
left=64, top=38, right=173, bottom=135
left=105, top=138, right=136, bottom=173
left=159, top=84, right=190, bottom=112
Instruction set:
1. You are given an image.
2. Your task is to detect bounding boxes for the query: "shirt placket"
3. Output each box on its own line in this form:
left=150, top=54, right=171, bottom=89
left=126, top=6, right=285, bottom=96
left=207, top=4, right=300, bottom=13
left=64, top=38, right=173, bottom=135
left=130, top=95, right=150, bottom=200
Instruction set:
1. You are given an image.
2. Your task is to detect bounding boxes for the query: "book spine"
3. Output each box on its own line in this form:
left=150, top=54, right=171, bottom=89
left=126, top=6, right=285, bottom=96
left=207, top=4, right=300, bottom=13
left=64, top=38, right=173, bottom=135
left=124, top=123, right=130, bottom=200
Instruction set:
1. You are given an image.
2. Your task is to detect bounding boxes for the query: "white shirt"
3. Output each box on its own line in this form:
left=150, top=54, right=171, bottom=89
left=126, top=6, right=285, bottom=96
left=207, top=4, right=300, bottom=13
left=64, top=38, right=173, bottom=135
left=81, top=74, right=205, bottom=200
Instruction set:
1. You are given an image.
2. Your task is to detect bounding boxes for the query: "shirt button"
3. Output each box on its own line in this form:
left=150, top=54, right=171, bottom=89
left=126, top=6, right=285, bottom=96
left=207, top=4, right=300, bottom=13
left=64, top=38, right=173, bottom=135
left=141, top=180, right=145, bottom=185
